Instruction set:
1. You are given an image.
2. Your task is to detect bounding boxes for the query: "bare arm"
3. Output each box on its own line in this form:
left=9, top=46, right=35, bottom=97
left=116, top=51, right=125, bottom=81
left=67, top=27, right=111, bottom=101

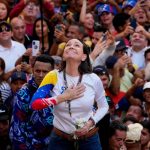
left=79, top=0, right=87, bottom=24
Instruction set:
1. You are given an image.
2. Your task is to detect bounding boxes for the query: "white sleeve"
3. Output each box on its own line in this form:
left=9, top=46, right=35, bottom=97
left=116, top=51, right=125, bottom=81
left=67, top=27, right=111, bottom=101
left=92, top=75, right=109, bottom=124
left=92, top=43, right=116, bottom=67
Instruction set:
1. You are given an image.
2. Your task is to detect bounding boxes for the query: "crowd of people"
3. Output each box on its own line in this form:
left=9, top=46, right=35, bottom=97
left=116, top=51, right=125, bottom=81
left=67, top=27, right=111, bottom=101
left=0, top=0, right=150, bottom=150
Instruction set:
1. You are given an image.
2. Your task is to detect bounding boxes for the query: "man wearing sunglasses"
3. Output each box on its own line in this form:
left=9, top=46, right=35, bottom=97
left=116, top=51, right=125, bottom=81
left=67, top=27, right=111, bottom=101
left=0, top=21, right=26, bottom=74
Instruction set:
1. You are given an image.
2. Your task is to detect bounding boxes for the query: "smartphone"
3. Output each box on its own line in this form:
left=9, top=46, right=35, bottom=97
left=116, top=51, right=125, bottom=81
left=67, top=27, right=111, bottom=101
left=61, top=0, right=68, bottom=14
left=130, top=19, right=137, bottom=29
left=32, top=40, right=40, bottom=56
left=56, top=24, right=62, bottom=31
left=22, top=55, right=29, bottom=64
left=60, top=4, right=68, bottom=14
left=102, top=34, right=107, bottom=41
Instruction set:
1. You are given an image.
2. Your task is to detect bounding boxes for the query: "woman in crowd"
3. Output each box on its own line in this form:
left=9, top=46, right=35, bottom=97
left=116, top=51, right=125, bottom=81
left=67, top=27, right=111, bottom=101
left=31, top=38, right=108, bottom=150
left=0, top=0, right=10, bottom=21
left=32, top=17, right=54, bottom=55
left=80, top=0, right=94, bottom=36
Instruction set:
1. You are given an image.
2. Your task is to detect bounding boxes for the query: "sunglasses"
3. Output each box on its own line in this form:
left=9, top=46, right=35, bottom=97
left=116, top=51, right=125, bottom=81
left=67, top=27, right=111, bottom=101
left=0, top=25, right=11, bottom=33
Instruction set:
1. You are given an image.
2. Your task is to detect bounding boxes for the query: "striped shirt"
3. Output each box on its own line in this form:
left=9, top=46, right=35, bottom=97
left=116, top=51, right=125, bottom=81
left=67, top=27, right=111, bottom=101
left=0, top=81, right=11, bottom=103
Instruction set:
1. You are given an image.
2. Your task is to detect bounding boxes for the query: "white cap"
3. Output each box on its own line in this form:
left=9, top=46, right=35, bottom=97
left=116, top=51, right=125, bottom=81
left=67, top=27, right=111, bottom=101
left=143, top=82, right=150, bottom=90
left=126, top=123, right=143, bottom=143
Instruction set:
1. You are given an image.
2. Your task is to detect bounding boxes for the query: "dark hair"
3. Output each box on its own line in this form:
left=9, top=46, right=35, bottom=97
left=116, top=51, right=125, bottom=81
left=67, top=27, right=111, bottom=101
left=123, top=116, right=139, bottom=124
left=34, top=54, right=55, bottom=69
left=109, top=120, right=128, bottom=138
left=0, top=57, right=5, bottom=71
left=94, top=26, right=107, bottom=33
left=144, top=48, right=150, bottom=58
left=32, top=17, right=54, bottom=54
left=140, top=120, right=150, bottom=133
left=68, top=22, right=85, bottom=36
left=113, top=13, right=130, bottom=32
left=0, top=57, right=5, bottom=83
left=61, top=39, right=92, bottom=74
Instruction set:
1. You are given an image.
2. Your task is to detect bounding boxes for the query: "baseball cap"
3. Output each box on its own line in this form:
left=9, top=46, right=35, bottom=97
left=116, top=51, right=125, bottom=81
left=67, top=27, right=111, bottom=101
left=123, top=0, right=137, bottom=9
left=116, top=39, right=128, bottom=51
left=0, top=104, right=9, bottom=121
left=105, top=56, right=118, bottom=69
left=93, top=65, right=109, bottom=78
left=98, top=4, right=114, bottom=16
left=126, top=123, right=143, bottom=143
left=10, top=71, right=27, bottom=83
left=143, top=82, right=150, bottom=91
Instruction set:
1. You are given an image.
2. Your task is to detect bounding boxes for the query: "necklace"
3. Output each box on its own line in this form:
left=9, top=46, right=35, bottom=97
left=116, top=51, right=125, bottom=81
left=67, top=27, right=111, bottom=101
left=63, top=70, right=82, bottom=117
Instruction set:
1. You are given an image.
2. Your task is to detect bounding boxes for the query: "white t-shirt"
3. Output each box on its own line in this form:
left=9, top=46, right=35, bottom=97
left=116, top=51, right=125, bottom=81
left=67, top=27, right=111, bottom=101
left=127, top=47, right=148, bottom=69
left=52, top=71, right=108, bottom=134
left=0, top=40, right=26, bottom=72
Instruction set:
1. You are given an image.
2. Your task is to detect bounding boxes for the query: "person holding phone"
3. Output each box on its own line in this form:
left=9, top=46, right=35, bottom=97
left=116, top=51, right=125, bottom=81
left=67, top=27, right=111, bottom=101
left=32, top=17, right=54, bottom=55
left=21, top=55, right=32, bottom=75
left=113, top=13, right=134, bottom=41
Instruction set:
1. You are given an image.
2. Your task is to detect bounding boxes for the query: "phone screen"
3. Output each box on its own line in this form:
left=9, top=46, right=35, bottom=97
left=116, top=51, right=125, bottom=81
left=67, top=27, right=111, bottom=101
left=130, top=19, right=137, bottom=29
left=56, top=24, right=62, bottom=31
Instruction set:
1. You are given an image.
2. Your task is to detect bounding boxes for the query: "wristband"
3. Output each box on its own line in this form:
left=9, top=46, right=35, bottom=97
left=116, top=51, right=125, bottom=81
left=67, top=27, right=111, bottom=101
left=31, top=97, right=57, bottom=110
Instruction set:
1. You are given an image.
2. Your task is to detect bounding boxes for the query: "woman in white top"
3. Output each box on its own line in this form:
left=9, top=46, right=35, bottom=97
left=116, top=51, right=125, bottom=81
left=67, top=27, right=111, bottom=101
left=31, top=39, right=108, bottom=150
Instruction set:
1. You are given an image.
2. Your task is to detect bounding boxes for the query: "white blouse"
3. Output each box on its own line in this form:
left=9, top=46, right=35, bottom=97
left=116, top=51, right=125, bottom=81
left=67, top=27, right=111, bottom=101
left=52, top=71, right=109, bottom=134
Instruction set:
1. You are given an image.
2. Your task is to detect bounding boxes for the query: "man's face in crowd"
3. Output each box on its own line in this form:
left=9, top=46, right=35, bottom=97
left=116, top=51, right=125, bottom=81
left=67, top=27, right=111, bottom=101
left=126, top=105, right=143, bottom=121
left=141, top=128, right=150, bottom=146
left=143, top=89, right=150, bottom=103
left=11, top=79, right=27, bottom=93
left=98, top=74, right=110, bottom=89
left=145, top=52, right=150, bottom=65
left=33, top=61, right=53, bottom=85
left=109, top=129, right=126, bottom=150
left=11, top=18, right=26, bottom=41
left=92, top=32, right=103, bottom=46
left=66, top=25, right=80, bottom=39
left=0, top=24, right=12, bottom=42
left=23, top=2, right=38, bottom=18
left=131, top=32, right=147, bottom=49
